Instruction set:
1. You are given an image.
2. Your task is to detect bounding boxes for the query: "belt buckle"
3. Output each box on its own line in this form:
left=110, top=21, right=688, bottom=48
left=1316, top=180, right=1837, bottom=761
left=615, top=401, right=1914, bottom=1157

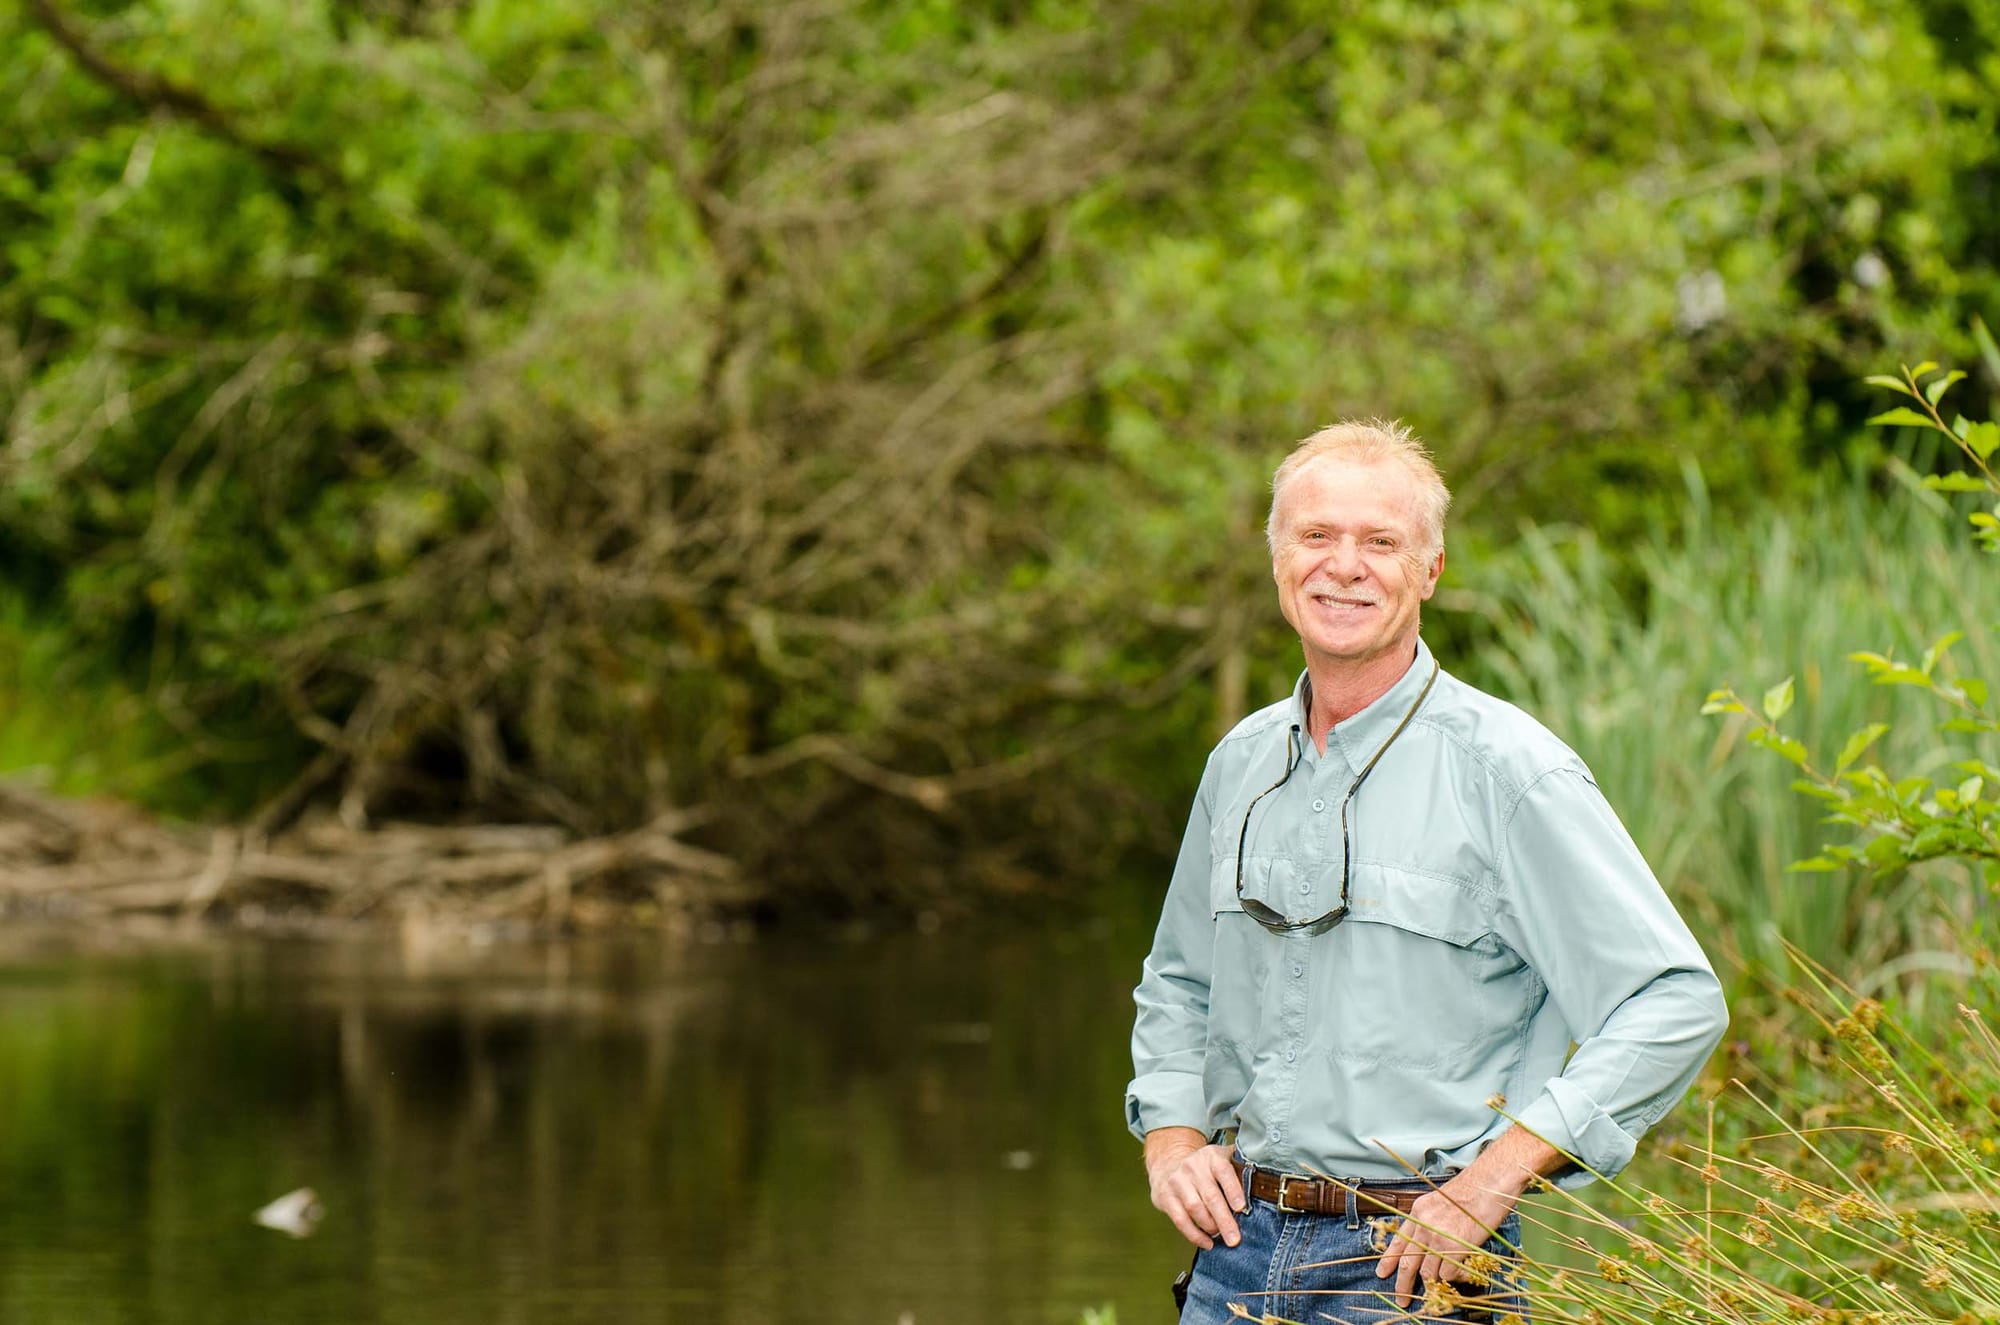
left=1275, top=1173, right=1312, bottom=1214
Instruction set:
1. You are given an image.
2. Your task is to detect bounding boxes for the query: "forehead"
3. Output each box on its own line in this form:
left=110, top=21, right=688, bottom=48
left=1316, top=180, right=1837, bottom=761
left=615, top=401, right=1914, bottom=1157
left=1275, top=455, right=1424, bottom=532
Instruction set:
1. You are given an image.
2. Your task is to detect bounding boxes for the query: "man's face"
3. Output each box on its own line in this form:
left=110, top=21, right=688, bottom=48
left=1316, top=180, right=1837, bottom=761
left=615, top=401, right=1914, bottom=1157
left=1270, top=455, right=1444, bottom=673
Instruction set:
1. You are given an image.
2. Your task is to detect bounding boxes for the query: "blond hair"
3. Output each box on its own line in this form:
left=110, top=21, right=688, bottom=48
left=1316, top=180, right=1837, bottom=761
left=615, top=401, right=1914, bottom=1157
left=1265, top=418, right=1450, bottom=556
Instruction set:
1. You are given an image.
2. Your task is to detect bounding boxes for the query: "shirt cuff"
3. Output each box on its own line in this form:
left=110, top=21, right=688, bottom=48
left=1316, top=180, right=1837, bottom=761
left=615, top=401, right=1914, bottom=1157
left=1511, top=1078, right=1640, bottom=1191
left=1124, top=1071, right=1209, bottom=1142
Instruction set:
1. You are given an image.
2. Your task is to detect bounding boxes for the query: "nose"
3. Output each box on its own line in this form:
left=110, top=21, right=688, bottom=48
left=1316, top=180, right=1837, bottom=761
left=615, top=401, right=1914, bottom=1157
left=1324, top=535, right=1367, bottom=581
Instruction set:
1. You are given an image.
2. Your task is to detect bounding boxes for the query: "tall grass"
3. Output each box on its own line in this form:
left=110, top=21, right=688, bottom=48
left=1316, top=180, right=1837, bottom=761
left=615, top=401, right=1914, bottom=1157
left=1443, top=468, right=1997, bottom=1002
left=1181, top=960, right=2000, bottom=1325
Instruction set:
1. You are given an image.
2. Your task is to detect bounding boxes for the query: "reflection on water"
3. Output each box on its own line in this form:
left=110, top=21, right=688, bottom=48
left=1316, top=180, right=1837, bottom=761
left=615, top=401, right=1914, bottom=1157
left=0, top=914, right=1183, bottom=1325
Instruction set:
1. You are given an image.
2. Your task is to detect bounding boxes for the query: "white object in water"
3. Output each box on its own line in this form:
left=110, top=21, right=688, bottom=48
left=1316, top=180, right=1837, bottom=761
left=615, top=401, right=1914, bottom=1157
left=253, top=1187, right=324, bottom=1238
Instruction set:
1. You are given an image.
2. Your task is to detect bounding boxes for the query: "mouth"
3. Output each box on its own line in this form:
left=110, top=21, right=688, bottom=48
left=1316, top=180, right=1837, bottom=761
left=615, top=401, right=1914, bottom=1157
left=1311, top=592, right=1378, bottom=611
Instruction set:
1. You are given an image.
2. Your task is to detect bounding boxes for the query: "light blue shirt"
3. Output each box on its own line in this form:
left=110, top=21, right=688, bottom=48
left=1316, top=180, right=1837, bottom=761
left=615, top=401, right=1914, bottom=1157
left=1126, top=638, right=1728, bottom=1187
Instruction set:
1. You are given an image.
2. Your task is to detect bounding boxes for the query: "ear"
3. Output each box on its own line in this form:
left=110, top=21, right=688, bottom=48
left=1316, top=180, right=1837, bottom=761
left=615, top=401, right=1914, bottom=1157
left=1420, top=547, right=1445, bottom=601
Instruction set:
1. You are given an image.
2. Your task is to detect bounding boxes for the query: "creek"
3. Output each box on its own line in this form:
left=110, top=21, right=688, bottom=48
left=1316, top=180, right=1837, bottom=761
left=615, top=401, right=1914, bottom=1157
left=0, top=911, right=1184, bottom=1324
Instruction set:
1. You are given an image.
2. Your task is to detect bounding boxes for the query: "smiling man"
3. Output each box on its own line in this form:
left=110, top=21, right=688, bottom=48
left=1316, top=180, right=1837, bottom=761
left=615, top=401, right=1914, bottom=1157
left=1127, top=420, right=1728, bottom=1322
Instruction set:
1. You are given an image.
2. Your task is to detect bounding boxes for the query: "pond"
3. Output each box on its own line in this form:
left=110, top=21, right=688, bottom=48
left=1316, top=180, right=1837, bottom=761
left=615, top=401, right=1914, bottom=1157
left=0, top=911, right=1189, bottom=1325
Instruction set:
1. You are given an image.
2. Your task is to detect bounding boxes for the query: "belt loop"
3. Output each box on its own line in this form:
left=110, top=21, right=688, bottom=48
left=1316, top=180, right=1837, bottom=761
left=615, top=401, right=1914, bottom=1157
left=1342, top=1179, right=1360, bottom=1231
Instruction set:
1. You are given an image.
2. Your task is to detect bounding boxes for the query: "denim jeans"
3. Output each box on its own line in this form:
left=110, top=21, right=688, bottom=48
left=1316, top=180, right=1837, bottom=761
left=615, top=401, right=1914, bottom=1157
left=1177, top=1187, right=1529, bottom=1325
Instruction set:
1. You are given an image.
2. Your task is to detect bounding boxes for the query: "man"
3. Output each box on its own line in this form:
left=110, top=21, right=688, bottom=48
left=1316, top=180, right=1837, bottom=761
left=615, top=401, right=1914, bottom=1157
left=1126, top=420, right=1728, bottom=1323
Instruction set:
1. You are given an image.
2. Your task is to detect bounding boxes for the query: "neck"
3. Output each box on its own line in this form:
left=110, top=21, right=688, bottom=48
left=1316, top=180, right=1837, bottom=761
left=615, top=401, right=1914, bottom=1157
left=1305, top=639, right=1420, bottom=751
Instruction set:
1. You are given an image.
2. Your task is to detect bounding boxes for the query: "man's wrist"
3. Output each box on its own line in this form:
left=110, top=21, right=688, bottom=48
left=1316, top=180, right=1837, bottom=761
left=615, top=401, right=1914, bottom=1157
left=1460, top=1125, right=1566, bottom=1200
left=1142, top=1125, right=1210, bottom=1173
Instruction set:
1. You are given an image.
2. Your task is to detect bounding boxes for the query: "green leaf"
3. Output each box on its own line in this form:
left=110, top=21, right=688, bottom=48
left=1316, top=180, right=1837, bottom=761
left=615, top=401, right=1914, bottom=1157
left=1965, top=421, right=2000, bottom=463
left=1868, top=407, right=1936, bottom=430
left=1787, top=856, right=1845, bottom=873
left=1871, top=665, right=1934, bottom=687
left=1924, top=370, right=1966, bottom=404
left=1762, top=676, right=1795, bottom=722
left=1958, top=776, right=1985, bottom=805
left=1699, top=698, right=1746, bottom=716
left=1863, top=374, right=1916, bottom=397
left=1960, top=677, right=1989, bottom=708
left=1862, top=834, right=1908, bottom=867
left=1922, top=632, right=1964, bottom=675
left=1922, top=473, right=1990, bottom=493
left=1835, top=723, right=1891, bottom=772
left=1912, top=361, right=1940, bottom=377
left=1791, top=779, right=1845, bottom=802
left=1746, top=727, right=1810, bottom=767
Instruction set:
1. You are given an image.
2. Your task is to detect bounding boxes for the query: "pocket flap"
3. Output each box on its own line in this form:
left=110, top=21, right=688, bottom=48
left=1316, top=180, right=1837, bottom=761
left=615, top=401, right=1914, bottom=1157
left=1342, top=863, right=1491, bottom=946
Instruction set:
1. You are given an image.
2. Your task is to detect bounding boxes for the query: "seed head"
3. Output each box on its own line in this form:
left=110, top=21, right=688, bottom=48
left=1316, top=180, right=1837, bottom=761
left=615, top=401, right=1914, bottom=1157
left=1460, top=1251, right=1501, bottom=1287
left=1835, top=1194, right=1876, bottom=1222
left=1422, top=1279, right=1464, bottom=1317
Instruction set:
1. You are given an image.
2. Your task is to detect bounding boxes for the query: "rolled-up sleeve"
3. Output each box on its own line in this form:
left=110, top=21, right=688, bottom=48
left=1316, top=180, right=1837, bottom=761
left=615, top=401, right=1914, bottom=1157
left=1494, top=765, right=1729, bottom=1187
left=1125, top=763, right=1219, bottom=1140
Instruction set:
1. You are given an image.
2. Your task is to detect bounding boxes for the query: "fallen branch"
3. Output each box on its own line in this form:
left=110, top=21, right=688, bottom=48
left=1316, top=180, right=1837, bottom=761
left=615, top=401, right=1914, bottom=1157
left=0, top=779, right=754, bottom=928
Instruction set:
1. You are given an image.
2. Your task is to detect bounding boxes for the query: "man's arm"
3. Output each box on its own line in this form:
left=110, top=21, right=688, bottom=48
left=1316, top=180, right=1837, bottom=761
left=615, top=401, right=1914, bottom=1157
left=1492, top=764, right=1730, bottom=1185
left=1375, top=761, right=1728, bottom=1302
left=1127, top=759, right=1238, bottom=1248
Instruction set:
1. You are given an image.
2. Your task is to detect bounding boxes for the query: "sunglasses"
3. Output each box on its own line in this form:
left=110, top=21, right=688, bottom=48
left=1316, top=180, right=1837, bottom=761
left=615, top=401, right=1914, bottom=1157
left=1233, top=659, right=1440, bottom=936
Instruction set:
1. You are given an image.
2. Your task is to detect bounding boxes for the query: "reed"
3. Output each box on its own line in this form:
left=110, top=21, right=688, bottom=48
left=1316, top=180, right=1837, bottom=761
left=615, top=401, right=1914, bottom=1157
left=1513, top=953, right=2000, bottom=1325
left=1442, top=467, right=1997, bottom=1000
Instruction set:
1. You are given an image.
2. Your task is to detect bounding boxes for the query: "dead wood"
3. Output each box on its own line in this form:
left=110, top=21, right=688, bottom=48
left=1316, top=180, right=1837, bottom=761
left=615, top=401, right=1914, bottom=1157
left=0, top=779, right=753, bottom=928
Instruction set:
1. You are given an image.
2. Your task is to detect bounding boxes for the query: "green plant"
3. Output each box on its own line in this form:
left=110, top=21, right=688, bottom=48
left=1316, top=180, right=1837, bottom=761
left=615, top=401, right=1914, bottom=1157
left=1508, top=348, right=2000, bottom=1324
left=1443, top=472, right=1996, bottom=991
left=1515, top=962, right=2000, bottom=1325
left=1703, top=333, right=2000, bottom=938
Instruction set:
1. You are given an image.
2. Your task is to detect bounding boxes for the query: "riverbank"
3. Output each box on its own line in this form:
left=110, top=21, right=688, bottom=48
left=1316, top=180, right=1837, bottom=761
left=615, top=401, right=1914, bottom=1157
left=0, top=780, right=763, bottom=933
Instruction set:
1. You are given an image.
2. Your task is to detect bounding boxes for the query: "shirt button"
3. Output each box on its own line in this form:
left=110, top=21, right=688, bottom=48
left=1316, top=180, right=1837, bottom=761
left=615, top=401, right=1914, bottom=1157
left=1312, top=798, right=1326, bottom=812
left=1299, top=884, right=1311, bottom=895
left=1285, top=1050, right=1296, bottom=1063
left=1291, top=964, right=1303, bottom=978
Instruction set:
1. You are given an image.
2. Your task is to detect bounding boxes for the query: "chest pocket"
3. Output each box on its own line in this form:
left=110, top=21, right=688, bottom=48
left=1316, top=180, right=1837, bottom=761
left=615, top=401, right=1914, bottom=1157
left=1341, top=863, right=1492, bottom=945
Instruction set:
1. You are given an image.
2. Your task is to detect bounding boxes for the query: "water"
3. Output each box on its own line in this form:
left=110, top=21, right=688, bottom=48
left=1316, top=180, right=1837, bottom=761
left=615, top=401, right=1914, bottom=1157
left=0, top=914, right=1185, bottom=1325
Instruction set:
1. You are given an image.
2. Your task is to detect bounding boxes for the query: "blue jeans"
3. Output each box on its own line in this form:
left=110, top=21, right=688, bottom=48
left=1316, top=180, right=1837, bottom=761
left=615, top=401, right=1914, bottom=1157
left=1178, top=1188, right=1528, bottom=1324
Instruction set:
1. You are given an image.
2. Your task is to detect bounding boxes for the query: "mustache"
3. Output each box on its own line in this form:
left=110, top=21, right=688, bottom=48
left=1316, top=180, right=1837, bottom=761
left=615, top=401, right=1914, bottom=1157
left=1307, top=589, right=1380, bottom=606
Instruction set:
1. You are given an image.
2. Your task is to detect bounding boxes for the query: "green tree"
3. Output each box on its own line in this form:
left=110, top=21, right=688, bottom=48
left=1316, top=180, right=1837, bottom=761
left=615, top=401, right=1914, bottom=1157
left=3, top=0, right=1996, bottom=904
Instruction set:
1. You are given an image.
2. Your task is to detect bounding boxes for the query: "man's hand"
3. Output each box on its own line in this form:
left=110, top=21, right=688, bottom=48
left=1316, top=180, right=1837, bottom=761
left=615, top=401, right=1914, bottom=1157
left=1144, top=1127, right=1247, bottom=1250
left=1373, top=1125, right=1560, bottom=1308
left=1372, top=1171, right=1518, bottom=1308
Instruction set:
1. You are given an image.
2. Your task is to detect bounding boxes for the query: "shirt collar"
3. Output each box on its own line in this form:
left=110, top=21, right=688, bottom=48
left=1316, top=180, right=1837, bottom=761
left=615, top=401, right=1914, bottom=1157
left=1296, top=637, right=1439, bottom=772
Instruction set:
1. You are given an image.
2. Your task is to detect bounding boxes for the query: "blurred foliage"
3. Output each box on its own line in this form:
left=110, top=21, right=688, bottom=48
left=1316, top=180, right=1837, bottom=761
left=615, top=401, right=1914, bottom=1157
left=1441, top=468, right=1998, bottom=999
left=3, top=0, right=2000, bottom=903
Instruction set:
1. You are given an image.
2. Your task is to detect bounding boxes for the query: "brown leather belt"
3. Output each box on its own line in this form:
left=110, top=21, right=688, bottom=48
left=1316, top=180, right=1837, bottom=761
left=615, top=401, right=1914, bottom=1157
left=1243, top=1165, right=1428, bottom=1216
